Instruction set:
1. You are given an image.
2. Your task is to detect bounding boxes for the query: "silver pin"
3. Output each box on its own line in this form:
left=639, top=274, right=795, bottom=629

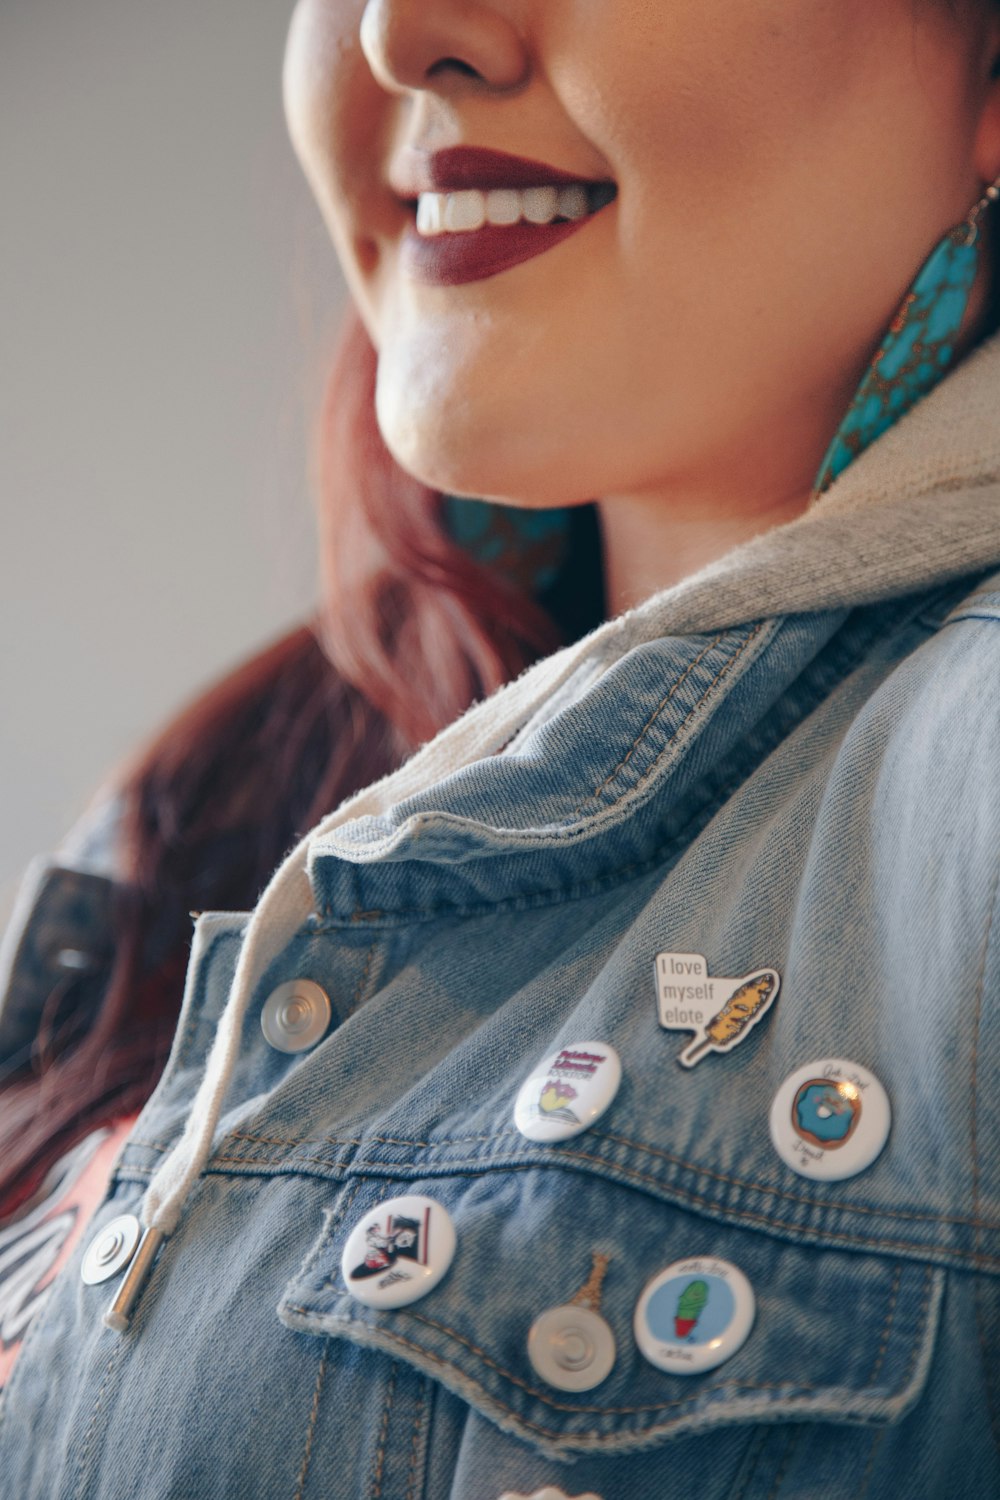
left=103, top=1225, right=166, bottom=1332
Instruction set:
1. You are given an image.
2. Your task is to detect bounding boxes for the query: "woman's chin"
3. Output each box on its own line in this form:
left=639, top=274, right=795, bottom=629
left=377, top=419, right=554, bottom=508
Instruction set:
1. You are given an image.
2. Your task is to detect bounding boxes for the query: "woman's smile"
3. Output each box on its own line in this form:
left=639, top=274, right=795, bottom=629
left=396, top=145, right=618, bottom=285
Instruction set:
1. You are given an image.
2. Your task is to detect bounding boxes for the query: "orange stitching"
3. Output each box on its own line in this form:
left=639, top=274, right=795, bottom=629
left=209, top=1124, right=998, bottom=1229
left=589, top=1127, right=1000, bottom=1229
left=203, top=1149, right=1000, bottom=1266
left=896, top=1267, right=936, bottom=1392
left=73, top=1353, right=119, bottom=1500
left=282, top=1305, right=932, bottom=1439
left=524, top=1147, right=1000, bottom=1266
left=226, top=1132, right=431, bottom=1150
left=866, top=1265, right=903, bottom=1387
left=293, top=1340, right=329, bottom=1500
left=306, top=1180, right=363, bottom=1288
left=730, top=1427, right=772, bottom=1500
left=405, top=1382, right=426, bottom=1500
left=857, top=1429, right=887, bottom=1500
left=407, top=1266, right=929, bottom=1416
left=763, top=1427, right=802, bottom=1500
left=576, top=632, right=730, bottom=811
left=283, top=1305, right=816, bottom=1420
left=369, top=1363, right=397, bottom=1499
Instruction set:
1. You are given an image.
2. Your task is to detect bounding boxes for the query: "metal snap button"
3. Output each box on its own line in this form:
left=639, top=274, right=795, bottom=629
left=634, top=1256, right=755, bottom=1375
left=260, top=979, right=332, bottom=1054
left=341, top=1195, right=457, bottom=1310
left=527, top=1305, right=616, bottom=1392
left=514, top=1041, right=622, bottom=1143
left=81, top=1213, right=142, bottom=1285
left=769, top=1057, right=891, bottom=1181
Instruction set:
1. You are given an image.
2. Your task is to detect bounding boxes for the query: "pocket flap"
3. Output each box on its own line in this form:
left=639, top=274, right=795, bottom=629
left=277, top=1169, right=944, bottom=1461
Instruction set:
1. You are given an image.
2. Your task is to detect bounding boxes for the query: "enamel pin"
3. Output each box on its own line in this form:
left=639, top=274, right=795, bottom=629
left=655, top=951, right=780, bottom=1067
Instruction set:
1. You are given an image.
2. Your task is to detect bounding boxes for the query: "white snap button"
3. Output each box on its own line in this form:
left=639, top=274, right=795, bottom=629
left=514, top=1041, right=622, bottom=1143
left=341, top=1195, right=456, bottom=1310
left=527, top=1304, right=616, bottom=1392
left=634, top=1257, right=755, bottom=1375
left=81, top=1213, right=142, bottom=1285
left=769, top=1058, right=891, bottom=1181
left=260, top=979, right=332, bottom=1054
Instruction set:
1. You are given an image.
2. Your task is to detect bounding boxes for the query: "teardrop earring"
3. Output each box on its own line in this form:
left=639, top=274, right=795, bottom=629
left=811, top=175, right=1000, bottom=498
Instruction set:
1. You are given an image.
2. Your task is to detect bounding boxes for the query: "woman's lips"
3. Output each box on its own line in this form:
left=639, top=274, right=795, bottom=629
left=400, top=214, right=599, bottom=286
left=391, top=146, right=616, bottom=287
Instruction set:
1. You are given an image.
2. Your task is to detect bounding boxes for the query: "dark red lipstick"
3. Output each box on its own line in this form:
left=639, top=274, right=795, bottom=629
left=393, top=146, right=617, bottom=287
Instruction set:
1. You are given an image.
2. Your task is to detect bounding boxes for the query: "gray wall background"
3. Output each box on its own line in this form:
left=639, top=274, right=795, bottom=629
left=1, top=2, right=349, bottom=907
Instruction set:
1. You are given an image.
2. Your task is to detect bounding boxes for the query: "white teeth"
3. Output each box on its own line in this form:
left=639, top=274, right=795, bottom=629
left=415, top=183, right=596, bottom=236
left=521, top=185, right=560, bottom=224
left=555, top=184, right=589, bottom=221
left=484, top=188, right=521, bottom=226
left=415, top=194, right=445, bottom=235
left=443, top=189, right=486, bottom=232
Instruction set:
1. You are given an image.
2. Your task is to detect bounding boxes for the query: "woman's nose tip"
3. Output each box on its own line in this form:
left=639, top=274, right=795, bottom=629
left=359, top=0, right=529, bottom=96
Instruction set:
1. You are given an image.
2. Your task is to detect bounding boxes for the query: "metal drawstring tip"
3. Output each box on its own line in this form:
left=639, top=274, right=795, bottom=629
left=103, top=1225, right=166, bottom=1332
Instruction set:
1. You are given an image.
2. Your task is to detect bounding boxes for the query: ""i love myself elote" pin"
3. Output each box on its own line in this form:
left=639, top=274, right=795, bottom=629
left=654, top=952, right=780, bottom=1068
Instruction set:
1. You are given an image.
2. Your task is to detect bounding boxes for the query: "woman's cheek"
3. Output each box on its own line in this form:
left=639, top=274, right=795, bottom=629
left=284, top=0, right=389, bottom=252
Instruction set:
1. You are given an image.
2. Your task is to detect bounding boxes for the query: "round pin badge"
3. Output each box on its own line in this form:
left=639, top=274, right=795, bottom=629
left=769, top=1058, right=891, bottom=1181
left=634, top=1257, right=755, bottom=1375
left=341, top=1194, right=456, bottom=1310
left=514, top=1041, right=622, bottom=1143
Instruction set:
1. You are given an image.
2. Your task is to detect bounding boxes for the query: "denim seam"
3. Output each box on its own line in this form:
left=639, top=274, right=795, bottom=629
left=729, top=1426, right=773, bottom=1500
left=72, top=1351, right=122, bottom=1500
left=170, top=932, right=239, bottom=1071
left=368, top=1362, right=397, bottom=1500
left=972, top=859, right=1000, bottom=1452
left=572, top=629, right=734, bottom=813
left=204, top=1128, right=996, bottom=1230
left=401, top=1267, right=928, bottom=1415
left=280, top=1303, right=930, bottom=1441
left=241, top=1153, right=1000, bottom=1266
left=763, top=1426, right=802, bottom=1500
left=856, top=1428, right=887, bottom=1500
left=301, top=1180, right=363, bottom=1286
left=893, top=1268, right=937, bottom=1394
left=293, top=1339, right=329, bottom=1500
left=864, top=1265, right=903, bottom=1387
left=576, top=621, right=768, bottom=815
left=405, top=1380, right=427, bottom=1500
left=348, top=940, right=379, bottom=1018
left=315, top=597, right=932, bottom=923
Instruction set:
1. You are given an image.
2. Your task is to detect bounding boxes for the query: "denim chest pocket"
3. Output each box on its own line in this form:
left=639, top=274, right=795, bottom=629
left=276, top=1163, right=945, bottom=1495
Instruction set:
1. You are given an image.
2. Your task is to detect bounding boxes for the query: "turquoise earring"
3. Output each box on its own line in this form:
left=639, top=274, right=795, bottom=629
left=441, top=494, right=574, bottom=595
left=812, top=176, right=1000, bottom=497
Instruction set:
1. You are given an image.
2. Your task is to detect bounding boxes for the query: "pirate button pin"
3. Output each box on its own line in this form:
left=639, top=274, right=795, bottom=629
left=634, top=1257, right=755, bottom=1375
left=514, top=1041, right=622, bottom=1143
left=769, top=1058, right=891, bottom=1181
left=341, top=1194, right=456, bottom=1310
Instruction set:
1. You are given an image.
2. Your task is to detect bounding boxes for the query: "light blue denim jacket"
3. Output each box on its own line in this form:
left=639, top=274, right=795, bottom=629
left=2, top=343, right=1000, bottom=1497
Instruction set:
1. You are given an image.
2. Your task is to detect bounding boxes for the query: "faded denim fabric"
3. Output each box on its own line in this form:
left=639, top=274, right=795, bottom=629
left=0, top=577, right=998, bottom=1499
